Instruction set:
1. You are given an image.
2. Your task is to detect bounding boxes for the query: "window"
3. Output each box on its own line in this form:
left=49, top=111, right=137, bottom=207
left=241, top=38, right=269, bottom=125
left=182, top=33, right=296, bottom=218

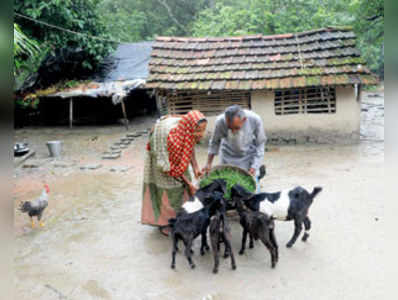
left=274, top=87, right=336, bottom=115
left=166, top=90, right=250, bottom=116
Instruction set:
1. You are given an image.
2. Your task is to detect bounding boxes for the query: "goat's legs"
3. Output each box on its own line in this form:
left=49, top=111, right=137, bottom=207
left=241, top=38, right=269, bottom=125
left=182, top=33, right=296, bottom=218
left=200, top=230, right=210, bottom=256
left=249, top=233, right=254, bottom=249
left=259, top=234, right=277, bottom=268
left=239, top=228, right=248, bottom=255
left=286, top=219, right=303, bottom=248
left=185, top=238, right=195, bottom=269
left=302, top=216, right=311, bottom=242
left=223, top=232, right=236, bottom=270
left=210, top=232, right=220, bottom=274
left=171, top=234, right=178, bottom=269
left=269, top=228, right=279, bottom=262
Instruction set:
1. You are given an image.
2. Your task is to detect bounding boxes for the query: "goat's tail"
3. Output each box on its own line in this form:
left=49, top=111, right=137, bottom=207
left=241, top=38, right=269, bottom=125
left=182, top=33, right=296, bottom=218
left=19, top=201, right=31, bottom=213
left=311, top=187, right=323, bottom=199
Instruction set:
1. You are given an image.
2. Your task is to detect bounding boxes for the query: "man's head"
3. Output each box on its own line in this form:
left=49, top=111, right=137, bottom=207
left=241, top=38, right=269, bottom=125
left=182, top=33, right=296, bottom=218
left=225, top=105, right=246, bottom=133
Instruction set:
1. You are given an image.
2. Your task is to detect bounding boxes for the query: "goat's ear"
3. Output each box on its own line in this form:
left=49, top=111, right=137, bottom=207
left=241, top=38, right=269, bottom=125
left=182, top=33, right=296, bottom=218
left=311, top=187, right=323, bottom=199
left=250, top=193, right=267, bottom=202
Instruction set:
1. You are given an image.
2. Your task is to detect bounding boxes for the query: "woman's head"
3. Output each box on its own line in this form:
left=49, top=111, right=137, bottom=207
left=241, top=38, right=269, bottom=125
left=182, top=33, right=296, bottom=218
left=182, top=110, right=207, bottom=143
left=194, top=118, right=207, bottom=142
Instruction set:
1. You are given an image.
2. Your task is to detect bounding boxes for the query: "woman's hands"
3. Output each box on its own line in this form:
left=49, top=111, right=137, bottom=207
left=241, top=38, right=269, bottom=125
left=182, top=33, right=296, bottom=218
left=188, top=182, right=198, bottom=196
left=181, top=174, right=198, bottom=196
left=191, top=148, right=204, bottom=179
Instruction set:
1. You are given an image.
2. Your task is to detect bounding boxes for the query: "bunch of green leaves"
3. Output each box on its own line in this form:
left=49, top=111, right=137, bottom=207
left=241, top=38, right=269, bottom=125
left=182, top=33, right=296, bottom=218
left=200, top=167, right=256, bottom=200
left=13, top=23, right=40, bottom=75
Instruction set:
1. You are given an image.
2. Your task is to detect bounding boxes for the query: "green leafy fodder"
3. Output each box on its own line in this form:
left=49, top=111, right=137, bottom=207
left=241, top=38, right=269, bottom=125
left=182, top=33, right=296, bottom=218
left=200, top=168, right=256, bottom=200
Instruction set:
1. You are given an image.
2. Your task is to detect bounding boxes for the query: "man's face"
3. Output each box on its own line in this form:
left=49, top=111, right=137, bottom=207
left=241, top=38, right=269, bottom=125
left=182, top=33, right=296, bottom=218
left=227, top=116, right=246, bottom=133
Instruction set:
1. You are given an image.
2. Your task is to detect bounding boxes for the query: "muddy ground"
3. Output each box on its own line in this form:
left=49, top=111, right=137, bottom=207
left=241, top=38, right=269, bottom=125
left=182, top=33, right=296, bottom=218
left=14, top=92, right=387, bottom=300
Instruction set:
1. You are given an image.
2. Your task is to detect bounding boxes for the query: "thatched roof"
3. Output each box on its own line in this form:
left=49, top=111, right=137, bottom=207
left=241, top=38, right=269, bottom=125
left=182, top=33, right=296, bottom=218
left=146, top=27, right=378, bottom=90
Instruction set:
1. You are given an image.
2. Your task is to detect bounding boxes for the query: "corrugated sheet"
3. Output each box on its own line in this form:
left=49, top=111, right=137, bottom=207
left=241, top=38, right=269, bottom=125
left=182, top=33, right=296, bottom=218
left=147, top=27, right=378, bottom=90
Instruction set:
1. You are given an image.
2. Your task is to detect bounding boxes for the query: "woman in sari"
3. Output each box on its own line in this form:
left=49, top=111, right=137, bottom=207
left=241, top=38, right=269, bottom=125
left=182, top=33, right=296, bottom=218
left=141, top=110, right=207, bottom=235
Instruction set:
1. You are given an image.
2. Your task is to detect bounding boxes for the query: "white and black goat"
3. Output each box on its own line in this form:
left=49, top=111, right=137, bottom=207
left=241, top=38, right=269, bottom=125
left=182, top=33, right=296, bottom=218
left=180, top=179, right=228, bottom=215
left=208, top=191, right=236, bottom=274
left=168, top=191, right=225, bottom=269
left=231, top=185, right=278, bottom=268
left=233, top=184, right=322, bottom=248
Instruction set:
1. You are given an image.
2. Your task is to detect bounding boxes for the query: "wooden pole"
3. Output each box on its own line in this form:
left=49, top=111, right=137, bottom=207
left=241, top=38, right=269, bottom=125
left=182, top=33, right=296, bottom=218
left=69, top=98, right=73, bottom=129
left=120, top=98, right=129, bottom=130
left=357, top=84, right=362, bottom=102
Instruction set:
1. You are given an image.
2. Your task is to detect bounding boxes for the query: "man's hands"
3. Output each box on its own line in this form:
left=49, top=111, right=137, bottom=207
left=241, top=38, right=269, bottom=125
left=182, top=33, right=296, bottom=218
left=202, top=154, right=215, bottom=175
left=248, top=168, right=256, bottom=176
left=193, top=168, right=204, bottom=179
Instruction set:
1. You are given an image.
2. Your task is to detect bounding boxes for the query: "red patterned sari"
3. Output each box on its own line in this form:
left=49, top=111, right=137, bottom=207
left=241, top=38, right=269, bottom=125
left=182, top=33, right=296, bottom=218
left=141, top=111, right=205, bottom=227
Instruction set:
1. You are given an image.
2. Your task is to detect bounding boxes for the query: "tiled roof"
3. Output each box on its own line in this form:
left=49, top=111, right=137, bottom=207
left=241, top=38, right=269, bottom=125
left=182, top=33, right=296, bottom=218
left=146, top=27, right=378, bottom=90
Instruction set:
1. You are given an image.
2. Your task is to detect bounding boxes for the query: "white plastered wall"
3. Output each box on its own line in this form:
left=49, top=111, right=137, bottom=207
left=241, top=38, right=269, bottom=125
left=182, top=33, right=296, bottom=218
left=201, top=86, right=360, bottom=144
left=250, top=86, right=360, bottom=143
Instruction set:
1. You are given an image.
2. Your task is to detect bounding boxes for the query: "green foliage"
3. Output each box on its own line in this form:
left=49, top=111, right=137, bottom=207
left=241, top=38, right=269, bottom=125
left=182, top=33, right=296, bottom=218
left=97, top=0, right=210, bottom=40
left=349, top=0, right=384, bottom=77
left=14, top=0, right=115, bottom=76
left=191, top=0, right=383, bottom=76
left=14, top=23, right=41, bottom=78
left=14, top=23, right=39, bottom=58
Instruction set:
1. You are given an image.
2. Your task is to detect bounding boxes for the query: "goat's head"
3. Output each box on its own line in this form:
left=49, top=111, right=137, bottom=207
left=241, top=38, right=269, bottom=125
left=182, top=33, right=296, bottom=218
left=206, top=191, right=226, bottom=216
left=196, top=179, right=227, bottom=203
left=288, top=186, right=323, bottom=205
left=231, top=184, right=253, bottom=201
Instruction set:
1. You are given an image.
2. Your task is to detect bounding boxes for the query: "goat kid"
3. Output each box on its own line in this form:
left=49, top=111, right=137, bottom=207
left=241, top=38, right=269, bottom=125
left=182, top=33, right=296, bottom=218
left=241, top=185, right=323, bottom=248
left=231, top=187, right=278, bottom=268
left=179, top=179, right=227, bottom=254
left=169, top=195, right=223, bottom=270
left=209, top=195, right=236, bottom=274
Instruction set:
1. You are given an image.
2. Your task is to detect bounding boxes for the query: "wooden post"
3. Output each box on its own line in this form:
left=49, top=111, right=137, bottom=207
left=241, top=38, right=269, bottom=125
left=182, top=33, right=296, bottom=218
left=357, top=84, right=362, bottom=102
left=120, top=98, right=129, bottom=130
left=69, top=98, right=73, bottom=129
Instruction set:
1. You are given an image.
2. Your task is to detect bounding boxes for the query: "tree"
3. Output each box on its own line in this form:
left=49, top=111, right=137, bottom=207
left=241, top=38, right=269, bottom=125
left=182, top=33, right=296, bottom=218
left=14, top=0, right=115, bottom=72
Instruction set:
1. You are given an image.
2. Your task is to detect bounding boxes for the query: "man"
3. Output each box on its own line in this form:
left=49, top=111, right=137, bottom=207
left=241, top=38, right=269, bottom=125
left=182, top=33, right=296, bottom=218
left=203, top=105, right=266, bottom=188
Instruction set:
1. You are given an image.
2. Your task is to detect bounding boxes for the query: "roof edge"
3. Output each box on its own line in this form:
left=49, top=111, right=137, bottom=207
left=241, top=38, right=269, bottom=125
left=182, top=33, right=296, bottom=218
left=155, top=26, right=355, bottom=42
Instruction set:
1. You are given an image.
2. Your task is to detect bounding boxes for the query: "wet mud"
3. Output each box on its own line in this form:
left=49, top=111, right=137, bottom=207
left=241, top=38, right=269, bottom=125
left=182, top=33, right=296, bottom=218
left=14, top=92, right=387, bottom=300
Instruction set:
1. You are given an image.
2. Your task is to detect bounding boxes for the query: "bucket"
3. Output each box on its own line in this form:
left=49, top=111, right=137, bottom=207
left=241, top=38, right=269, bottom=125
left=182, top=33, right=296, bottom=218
left=46, top=141, right=63, bottom=157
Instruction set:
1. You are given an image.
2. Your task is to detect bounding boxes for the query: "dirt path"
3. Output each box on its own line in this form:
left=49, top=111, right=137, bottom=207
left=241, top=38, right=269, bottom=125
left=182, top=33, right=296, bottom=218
left=14, top=93, right=389, bottom=300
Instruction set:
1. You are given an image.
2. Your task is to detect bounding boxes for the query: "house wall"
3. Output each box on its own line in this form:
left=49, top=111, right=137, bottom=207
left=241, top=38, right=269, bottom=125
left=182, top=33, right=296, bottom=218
left=201, top=86, right=360, bottom=144
left=251, top=86, right=360, bottom=143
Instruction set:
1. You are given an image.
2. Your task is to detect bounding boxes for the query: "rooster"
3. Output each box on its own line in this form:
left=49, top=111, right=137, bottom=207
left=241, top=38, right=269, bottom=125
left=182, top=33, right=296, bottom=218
left=19, top=184, right=50, bottom=228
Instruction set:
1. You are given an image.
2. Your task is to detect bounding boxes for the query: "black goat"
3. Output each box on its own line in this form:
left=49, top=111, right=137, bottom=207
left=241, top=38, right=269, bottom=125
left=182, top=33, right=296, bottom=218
left=177, top=179, right=228, bottom=255
left=237, top=184, right=323, bottom=248
left=169, top=195, right=223, bottom=269
left=209, top=196, right=236, bottom=274
left=231, top=186, right=278, bottom=268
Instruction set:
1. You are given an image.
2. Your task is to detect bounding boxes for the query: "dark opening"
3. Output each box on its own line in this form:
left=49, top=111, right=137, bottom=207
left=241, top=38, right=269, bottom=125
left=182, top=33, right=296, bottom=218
left=14, top=89, right=157, bottom=128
